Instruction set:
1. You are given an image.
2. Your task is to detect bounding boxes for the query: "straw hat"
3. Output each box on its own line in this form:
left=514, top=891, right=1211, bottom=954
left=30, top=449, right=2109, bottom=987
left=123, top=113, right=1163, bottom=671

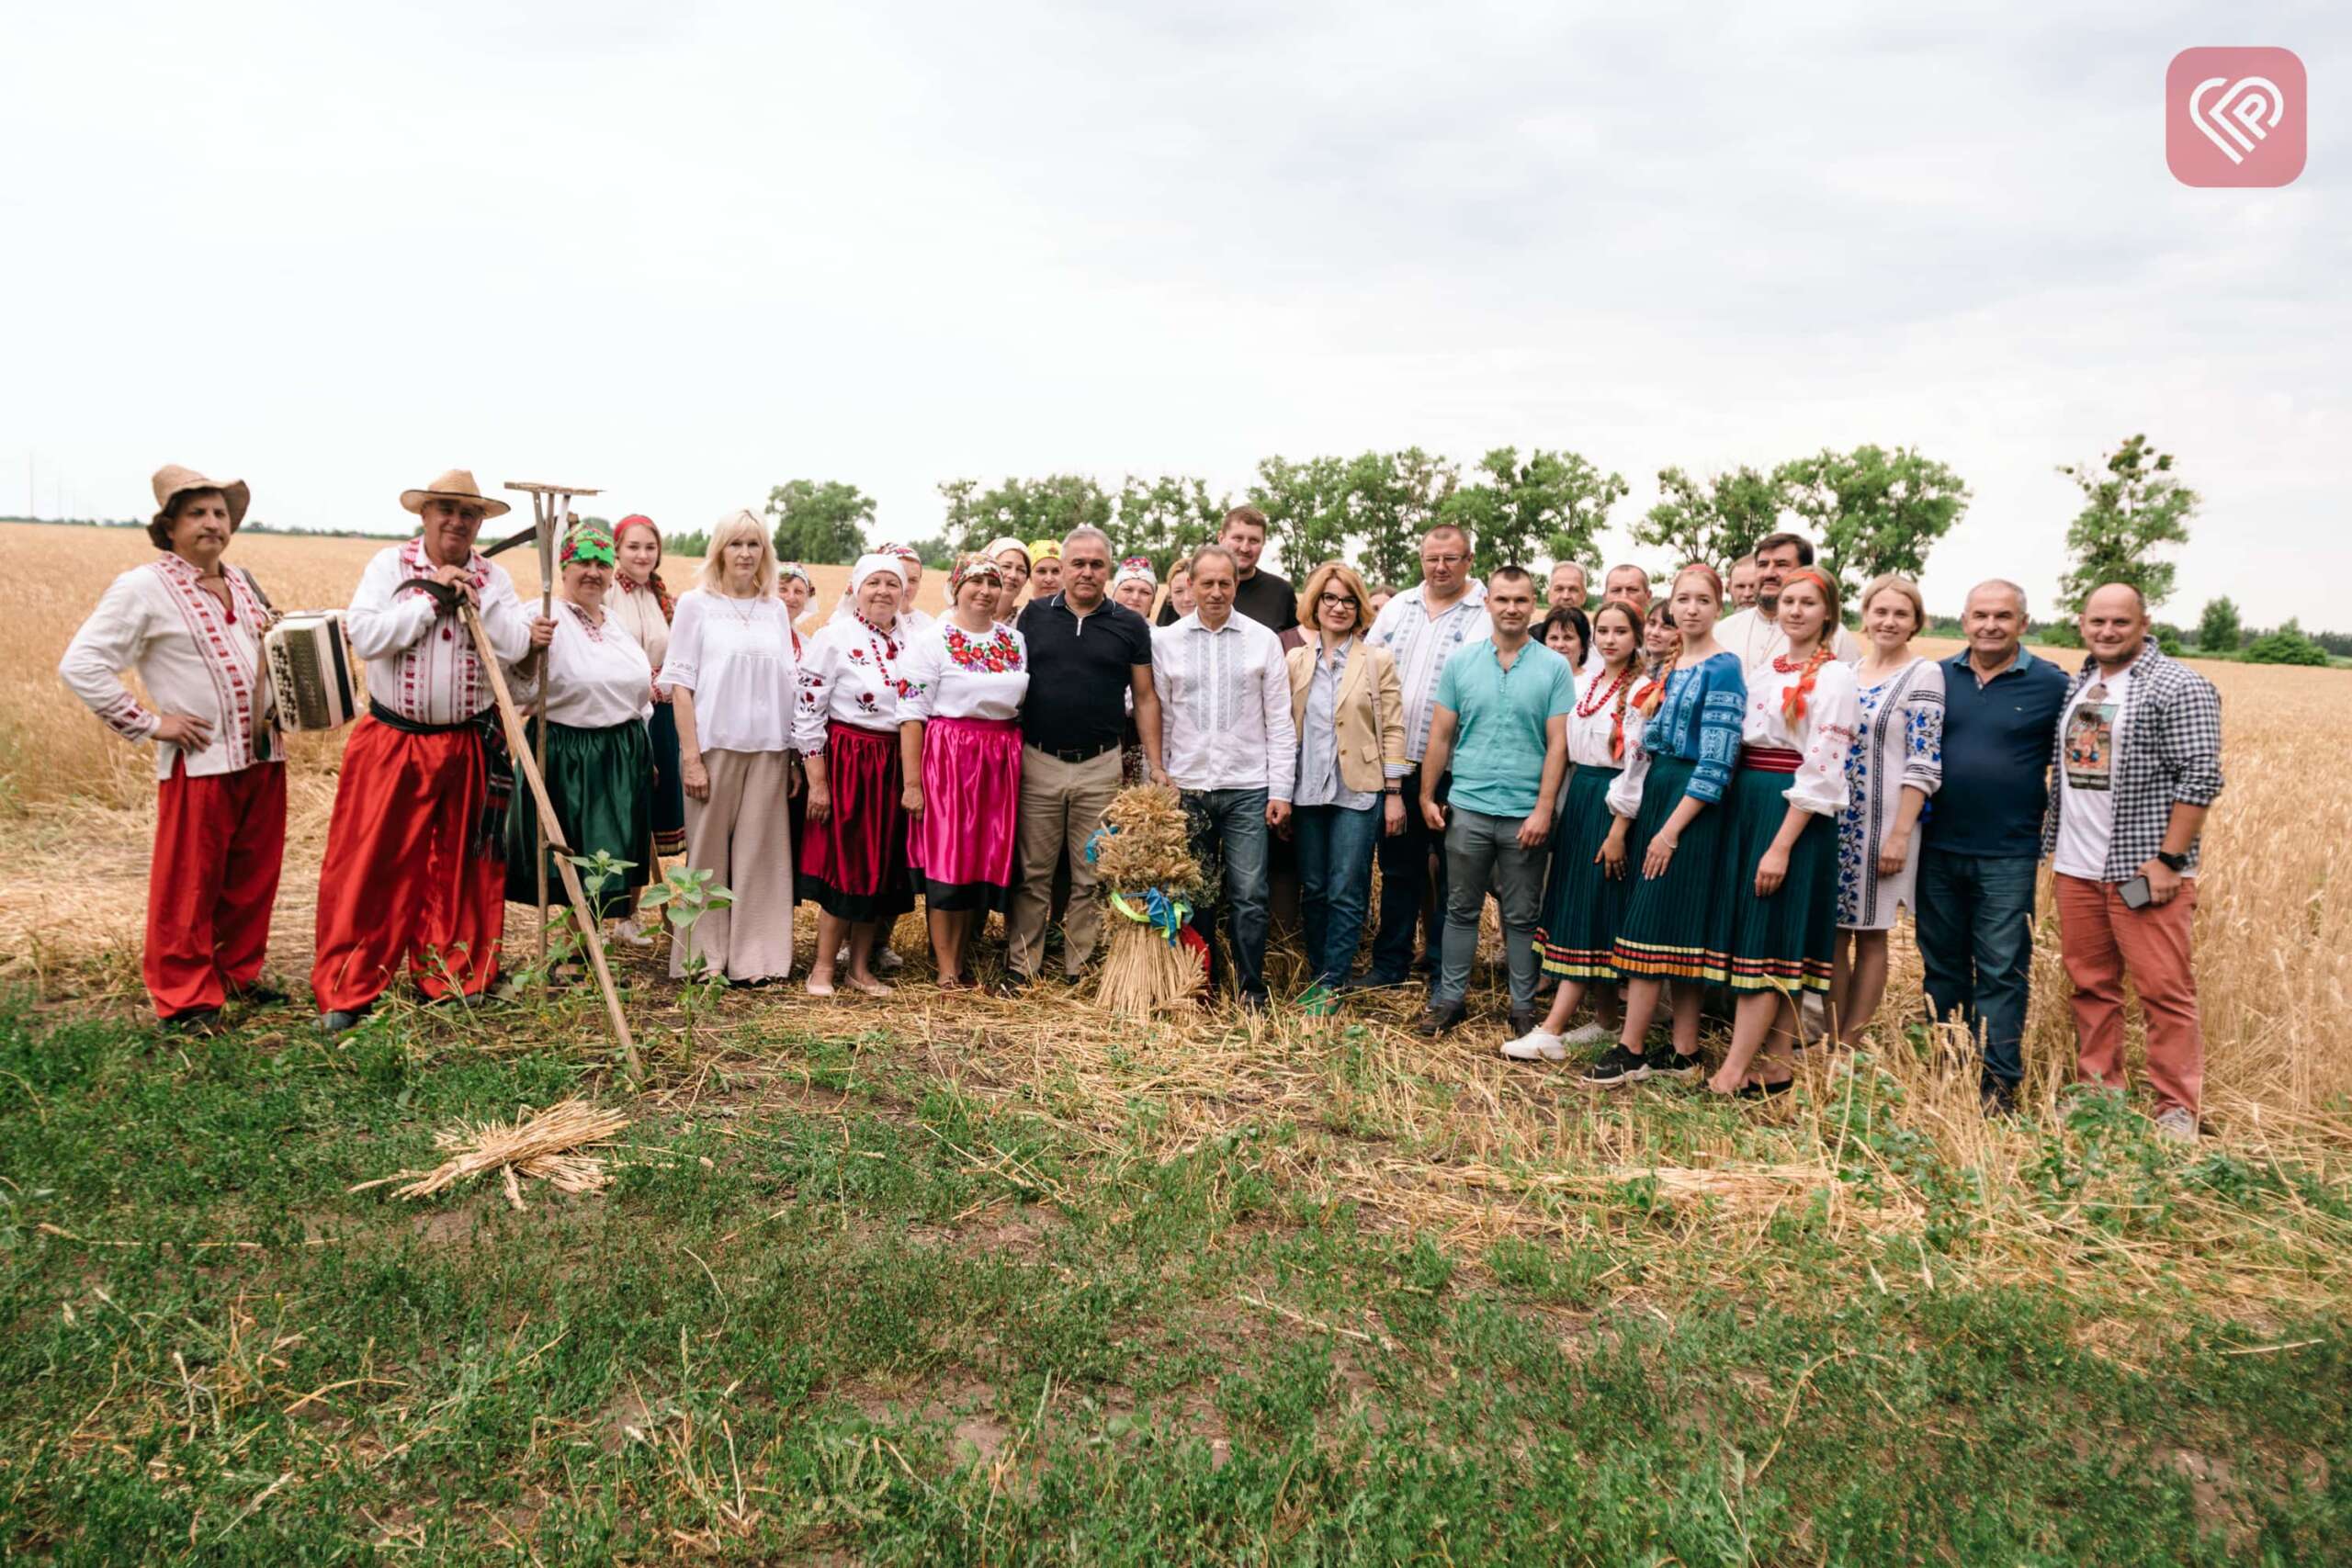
left=150, top=465, right=250, bottom=531
left=399, top=468, right=512, bottom=519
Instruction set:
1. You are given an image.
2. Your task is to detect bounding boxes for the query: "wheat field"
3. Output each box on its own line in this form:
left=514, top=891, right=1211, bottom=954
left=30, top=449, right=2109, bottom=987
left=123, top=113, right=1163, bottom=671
left=2, top=518, right=2347, bottom=1315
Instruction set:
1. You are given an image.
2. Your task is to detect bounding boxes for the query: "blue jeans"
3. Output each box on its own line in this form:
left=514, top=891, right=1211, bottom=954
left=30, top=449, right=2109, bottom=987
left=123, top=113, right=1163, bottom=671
left=1294, top=802, right=1382, bottom=989
left=1370, top=765, right=1449, bottom=986
left=1182, top=788, right=1272, bottom=1000
left=1915, top=848, right=2040, bottom=1089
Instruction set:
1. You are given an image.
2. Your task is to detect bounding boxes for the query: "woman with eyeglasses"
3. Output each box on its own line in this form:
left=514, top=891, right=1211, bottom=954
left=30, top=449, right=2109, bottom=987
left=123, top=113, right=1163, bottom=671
left=1284, top=561, right=1407, bottom=1011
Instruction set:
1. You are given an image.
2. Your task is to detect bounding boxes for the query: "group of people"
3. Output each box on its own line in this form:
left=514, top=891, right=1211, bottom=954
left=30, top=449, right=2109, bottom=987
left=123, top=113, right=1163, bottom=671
left=62, top=466, right=2225, bottom=1137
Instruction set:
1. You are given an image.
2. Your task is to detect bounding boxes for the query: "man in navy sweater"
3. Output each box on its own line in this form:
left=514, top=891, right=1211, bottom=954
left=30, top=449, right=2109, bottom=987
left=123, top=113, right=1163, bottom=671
left=1917, top=580, right=2070, bottom=1112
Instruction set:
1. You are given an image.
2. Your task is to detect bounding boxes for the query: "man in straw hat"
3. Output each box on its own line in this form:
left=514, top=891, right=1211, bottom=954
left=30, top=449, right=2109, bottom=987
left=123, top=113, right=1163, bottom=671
left=311, top=468, right=537, bottom=1032
left=60, top=465, right=288, bottom=1032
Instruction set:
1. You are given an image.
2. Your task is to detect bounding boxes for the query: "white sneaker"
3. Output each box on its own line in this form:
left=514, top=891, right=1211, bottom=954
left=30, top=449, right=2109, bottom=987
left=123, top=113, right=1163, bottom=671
left=2154, top=1106, right=2199, bottom=1145
left=1562, top=1020, right=1612, bottom=1045
left=1501, top=1031, right=1567, bottom=1062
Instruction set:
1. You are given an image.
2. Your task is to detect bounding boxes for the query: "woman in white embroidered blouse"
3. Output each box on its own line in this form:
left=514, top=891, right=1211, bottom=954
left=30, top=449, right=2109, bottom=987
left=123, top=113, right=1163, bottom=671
left=664, top=510, right=800, bottom=984
left=503, top=525, right=657, bottom=948
left=899, top=555, right=1031, bottom=988
left=796, top=554, right=919, bottom=996
left=1828, top=573, right=1945, bottom=1049
left=1710, top=569, right=1860, bottom=1098
left=58, top=465, right=287, bottom=1028
left=609, top=515, right=687, bottom=877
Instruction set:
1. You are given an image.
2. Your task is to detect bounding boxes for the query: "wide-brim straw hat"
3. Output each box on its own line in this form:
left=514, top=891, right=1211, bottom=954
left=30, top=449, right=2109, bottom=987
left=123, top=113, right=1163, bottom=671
left=150, top=465, right=250, bottom=531
left=399, top=468, right=512, bottom=519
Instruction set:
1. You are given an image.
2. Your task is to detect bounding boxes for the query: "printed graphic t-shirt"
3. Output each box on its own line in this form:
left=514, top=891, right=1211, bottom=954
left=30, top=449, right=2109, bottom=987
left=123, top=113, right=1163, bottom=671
left=2052, top=666, right=2131, bottom=881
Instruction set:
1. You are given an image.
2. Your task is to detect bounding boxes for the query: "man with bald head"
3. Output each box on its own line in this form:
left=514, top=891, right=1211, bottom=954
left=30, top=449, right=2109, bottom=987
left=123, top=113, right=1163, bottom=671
left=1916, top=580, right=2069, bottom=1112
left=2043, top=582, right=2223, bottom=1142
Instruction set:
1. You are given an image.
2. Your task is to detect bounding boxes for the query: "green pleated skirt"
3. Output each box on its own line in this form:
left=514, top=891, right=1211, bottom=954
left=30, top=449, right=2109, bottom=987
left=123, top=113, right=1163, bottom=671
left=1714, top=761, right=1839, bottom=994
left=503, top=717, right=655, bottom=919
left=1535, top=764, right=1630, bottom=980
left=1610, top=755, right=1733, bottom=984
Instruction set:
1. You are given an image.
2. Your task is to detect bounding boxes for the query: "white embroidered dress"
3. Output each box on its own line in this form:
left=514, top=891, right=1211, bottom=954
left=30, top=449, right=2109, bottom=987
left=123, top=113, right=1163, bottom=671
left=1838, top=657, right=1946, bottom=929
left=898, top=619, right=1030, bottom=724
left=60, top=553, right=279, bottom=780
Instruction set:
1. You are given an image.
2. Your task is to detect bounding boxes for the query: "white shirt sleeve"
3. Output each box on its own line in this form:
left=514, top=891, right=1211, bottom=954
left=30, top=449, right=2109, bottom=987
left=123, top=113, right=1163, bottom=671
left=345, top=548, right=436, bottom=660
left=663, top=592, right=707, bottom=694
left=1786, top=663, right=1860, bottom=816
left=59, top=571, right=161, bottom=741
left=1607, top=714, right=1650, bottom=819
left=898, top=626, right=944, bottom=723
left=1262, top=632, right=1297, bottom=803
left=793, top=626, right=837, bottom=754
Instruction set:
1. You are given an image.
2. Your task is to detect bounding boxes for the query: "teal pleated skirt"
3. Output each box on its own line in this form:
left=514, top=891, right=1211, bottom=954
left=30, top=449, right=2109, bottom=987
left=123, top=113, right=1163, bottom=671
left=1714, top=761, right=1839, bottom=994
left=504, top=717, right=655, bottom=919
left=1535, top=764, right=1629, bottom=980
left=1610, top=755, right=1733, bottom=984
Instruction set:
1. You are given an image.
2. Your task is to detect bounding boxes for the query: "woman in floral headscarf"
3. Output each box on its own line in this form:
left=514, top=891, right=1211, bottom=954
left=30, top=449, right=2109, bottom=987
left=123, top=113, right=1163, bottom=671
left=505, top=523, right=658, bottom=942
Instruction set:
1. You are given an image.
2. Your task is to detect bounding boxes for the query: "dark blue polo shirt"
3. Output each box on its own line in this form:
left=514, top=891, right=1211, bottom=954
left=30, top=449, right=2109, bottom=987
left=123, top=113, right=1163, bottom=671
left=1924, top=647, right=2070, bottom=860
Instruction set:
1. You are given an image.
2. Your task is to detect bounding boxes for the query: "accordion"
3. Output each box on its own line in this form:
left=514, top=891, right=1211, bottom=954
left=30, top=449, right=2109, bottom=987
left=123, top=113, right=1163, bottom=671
left=263, top=612, right=361, bottom=731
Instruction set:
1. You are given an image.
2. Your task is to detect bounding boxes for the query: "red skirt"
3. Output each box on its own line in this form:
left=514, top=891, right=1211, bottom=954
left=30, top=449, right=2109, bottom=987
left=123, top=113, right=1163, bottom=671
left=797, top=723, right=913, bottom=922
left=910, top=716, right=1023, bottom=912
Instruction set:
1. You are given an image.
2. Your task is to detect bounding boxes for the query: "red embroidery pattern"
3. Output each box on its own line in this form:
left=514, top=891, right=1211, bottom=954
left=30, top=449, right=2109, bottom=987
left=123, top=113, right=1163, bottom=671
left=943, top=623, right=1022, bottom=674
left=150, top=556, right=264, bottom=765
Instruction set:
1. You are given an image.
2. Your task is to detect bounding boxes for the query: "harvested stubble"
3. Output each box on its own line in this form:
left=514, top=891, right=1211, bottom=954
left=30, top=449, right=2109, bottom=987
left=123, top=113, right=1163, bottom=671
left=348, top=1098, right=628, bottom=1211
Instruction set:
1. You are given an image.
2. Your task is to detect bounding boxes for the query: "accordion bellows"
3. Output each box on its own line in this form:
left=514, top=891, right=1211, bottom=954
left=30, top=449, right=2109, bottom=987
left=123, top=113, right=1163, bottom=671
left=264, top=613, right=361, bottom=731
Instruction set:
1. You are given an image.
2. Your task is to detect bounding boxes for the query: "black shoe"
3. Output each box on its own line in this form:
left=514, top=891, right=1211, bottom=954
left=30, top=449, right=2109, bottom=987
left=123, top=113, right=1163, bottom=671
left=1980, top=1081, right=2019, bottom=1117
left=161, top=1006, right=223, bottom=1036
left=1508, top=1008, right=1541, bottom=1038
left=1341, top=973, right=1408, bottom=994
left=1239, top=991, right=1271, bottom=1015
left=1644, top=1043, right=1703, bottom=1083
left=227, top=980, right=290, bottom=1007
left=1579, top=1044, right=1650, bottom=1088
left=319, top=1007, right=370, bottom=1035
left=1736, top=1075, right=1793, bottom=1100
left=1412, top=1004, right=1465, bottom=1037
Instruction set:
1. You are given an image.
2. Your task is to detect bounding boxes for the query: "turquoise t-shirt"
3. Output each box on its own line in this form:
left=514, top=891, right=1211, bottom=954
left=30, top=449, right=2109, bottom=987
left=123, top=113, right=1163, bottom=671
left=1433, top=637, right=1576, bottom=818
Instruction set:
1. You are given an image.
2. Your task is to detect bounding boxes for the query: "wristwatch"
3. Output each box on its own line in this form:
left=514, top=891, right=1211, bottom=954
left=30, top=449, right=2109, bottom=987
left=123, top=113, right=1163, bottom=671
left=2155, top=851, right=2188, bottom=872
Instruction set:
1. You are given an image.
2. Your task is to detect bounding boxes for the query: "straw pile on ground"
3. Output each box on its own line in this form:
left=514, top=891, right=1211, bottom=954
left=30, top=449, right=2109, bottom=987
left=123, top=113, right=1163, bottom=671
left=348, top=1099, right=628, bottom=1211
left=1088, top=784, right=1207, bottom=1019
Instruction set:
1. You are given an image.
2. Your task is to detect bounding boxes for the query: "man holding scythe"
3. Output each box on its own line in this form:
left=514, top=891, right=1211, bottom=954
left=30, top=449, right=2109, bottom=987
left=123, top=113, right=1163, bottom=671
left=312, top=469, right=542, bottom=1032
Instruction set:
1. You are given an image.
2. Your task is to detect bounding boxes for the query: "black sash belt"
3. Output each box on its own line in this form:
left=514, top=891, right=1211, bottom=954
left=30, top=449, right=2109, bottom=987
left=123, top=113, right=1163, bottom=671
left=368, top=700, right=514, bottom=858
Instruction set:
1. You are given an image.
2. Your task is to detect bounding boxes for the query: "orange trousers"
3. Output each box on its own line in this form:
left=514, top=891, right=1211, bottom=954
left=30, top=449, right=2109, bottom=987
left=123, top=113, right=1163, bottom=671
left=146, top=759, right=287, bottom=1020
left=2054, top=873, right=2204, bottom=1116
left=311, top=716, right=506, bottom=1012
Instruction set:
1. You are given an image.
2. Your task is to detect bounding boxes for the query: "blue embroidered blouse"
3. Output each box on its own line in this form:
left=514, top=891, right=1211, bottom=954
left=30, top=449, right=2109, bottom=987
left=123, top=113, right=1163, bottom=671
left=1637, top=651, right=1746, bottom=804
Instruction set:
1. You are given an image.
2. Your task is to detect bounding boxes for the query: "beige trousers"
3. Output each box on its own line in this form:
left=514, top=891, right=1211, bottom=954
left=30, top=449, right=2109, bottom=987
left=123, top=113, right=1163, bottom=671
left=1007, top=745, right=1122, bottom=980
left=674, top=748, right=795, bottom=982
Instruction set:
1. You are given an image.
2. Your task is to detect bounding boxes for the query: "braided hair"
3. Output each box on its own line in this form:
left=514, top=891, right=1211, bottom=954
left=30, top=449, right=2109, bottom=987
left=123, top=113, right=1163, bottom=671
left=614, top=514, right=675, bottom=621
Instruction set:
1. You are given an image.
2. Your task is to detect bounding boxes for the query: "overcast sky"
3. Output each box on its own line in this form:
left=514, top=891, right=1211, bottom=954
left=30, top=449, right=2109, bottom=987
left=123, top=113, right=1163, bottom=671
left=6, top=2, right=2344, bottom=625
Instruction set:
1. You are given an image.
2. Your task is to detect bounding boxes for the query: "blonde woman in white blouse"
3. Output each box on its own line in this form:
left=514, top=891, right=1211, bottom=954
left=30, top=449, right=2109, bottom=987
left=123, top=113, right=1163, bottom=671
left=503, top=525, right=656, bottom=950
left=796, top=553, right=919, bottom=996
left=664, top=510, right=800, bottom=984
left=1709, top=568, right=1860, bottom=1098
left=58, top=465, right=285, bottom=1030
left=899, top=555, right=1031, bottom=988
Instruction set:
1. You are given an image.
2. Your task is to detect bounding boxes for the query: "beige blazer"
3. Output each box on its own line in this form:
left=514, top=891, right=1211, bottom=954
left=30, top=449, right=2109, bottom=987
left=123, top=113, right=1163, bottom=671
left=1286, top=637, right=1408, bottom=798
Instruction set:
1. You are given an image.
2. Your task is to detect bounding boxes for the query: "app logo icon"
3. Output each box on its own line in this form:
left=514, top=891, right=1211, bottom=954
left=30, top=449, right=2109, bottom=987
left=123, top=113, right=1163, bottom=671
left=2167, top=48, right=2305, bottom=187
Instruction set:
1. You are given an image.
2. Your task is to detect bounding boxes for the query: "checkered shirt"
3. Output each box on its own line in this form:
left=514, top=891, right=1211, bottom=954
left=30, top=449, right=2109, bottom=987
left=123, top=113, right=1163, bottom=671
left=2041, top=638, right=2224, bottom=880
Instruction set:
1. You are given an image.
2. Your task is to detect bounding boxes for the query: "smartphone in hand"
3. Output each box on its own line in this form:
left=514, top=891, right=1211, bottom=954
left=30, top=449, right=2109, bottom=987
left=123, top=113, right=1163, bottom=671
left=2118, top=875, right=2154, bottom=909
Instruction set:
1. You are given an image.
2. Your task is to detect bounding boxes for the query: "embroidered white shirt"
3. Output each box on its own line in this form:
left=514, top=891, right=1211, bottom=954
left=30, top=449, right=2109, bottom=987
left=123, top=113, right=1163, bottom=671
left=795, top=615, right=916, bottom=750
left=345, top=540, right=531, bottom=726
left=899, top=618, right=1029, bottom=722
left=607, top=580, right=671, bottom=682
left=1566, top=664, right=1642, bottom=771
left=59, top=554, right=277, bottom=779
left=1152, top=610, right=1297, bottom=800
left=1741, top=660, right=1862, bottom=817
left=509, top=603, right=655, bottom=729
left=665, top=590, right=799, bottom=754
left=1365, top=580, right=1490, bottom=763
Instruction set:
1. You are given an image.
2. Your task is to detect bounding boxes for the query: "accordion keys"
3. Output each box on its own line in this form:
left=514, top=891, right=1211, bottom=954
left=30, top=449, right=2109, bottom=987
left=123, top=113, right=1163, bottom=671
left=263, top=612, right=361, bottom=731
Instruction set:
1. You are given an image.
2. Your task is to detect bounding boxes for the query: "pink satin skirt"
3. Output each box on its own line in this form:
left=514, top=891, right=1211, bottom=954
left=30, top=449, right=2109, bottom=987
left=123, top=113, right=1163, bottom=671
left=910, top=716, right=1023, bottom=912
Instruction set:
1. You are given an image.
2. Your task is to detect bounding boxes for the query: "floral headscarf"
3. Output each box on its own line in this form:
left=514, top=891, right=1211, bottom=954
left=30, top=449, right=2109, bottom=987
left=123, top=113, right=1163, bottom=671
left=560, top=523, right=616, bottom=569
left=1112, top=556, right=1156, bottom=592
left=948, top=553, right=1005, bottom=600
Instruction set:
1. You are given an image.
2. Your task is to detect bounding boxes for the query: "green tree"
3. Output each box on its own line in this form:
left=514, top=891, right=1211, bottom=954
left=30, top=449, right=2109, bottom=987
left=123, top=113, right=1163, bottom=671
left=2057, top=434, right=2199, bottom=612
left=1632, top=465, right=1784, bottom=575
left=1434, top=447, right=1624, bottom=576
left=2245, top=618, right=2330, bottom=666
left=1248, top=455, right=1352, bottom=579
left=764, top=479, right=875, bottom=565
left=2196, top=596, right=2242, bottom=653
left=1344, top=447, right=1460, bottom=587
left=1775, top=444, right=1971, bottom=602
left=936, top=474, right=1113, bottom=554
left=1113, top=474, right=1228, bottom=570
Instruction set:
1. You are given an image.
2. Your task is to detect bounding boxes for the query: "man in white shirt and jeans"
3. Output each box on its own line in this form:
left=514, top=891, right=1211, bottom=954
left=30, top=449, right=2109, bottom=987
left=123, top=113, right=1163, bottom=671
left=1154, top=545, right=1298, bottom=1010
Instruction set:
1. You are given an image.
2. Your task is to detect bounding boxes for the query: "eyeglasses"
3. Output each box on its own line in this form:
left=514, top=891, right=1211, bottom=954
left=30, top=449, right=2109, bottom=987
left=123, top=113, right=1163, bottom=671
left=1317, top=592, right=1354, bottom=608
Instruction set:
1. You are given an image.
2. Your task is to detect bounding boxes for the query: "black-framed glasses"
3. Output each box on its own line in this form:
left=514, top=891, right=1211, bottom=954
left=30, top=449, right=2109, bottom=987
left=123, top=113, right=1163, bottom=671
left=1317, top=592, right=1354, bottom=608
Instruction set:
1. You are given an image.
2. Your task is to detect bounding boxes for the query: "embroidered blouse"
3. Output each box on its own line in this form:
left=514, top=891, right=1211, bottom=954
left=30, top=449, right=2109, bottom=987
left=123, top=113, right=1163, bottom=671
left=664, top=589, right=798, bottom=754
left=1606, top=651, right=1747, bottom=818
left=607, top=577, right=671, bottom=682
left=899, top=618, right=1029, bottom=723
left=1566, top=663, right=1641, bottom=771
left=795, top=614, right=915, bottom=750
left=59, top=554, right=278, bottom=780
left=345, top=539, right=532, bottom=727
left=509, top=602, right=656, bottom=730
left=1741, top=658, right=1862, bottom=817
